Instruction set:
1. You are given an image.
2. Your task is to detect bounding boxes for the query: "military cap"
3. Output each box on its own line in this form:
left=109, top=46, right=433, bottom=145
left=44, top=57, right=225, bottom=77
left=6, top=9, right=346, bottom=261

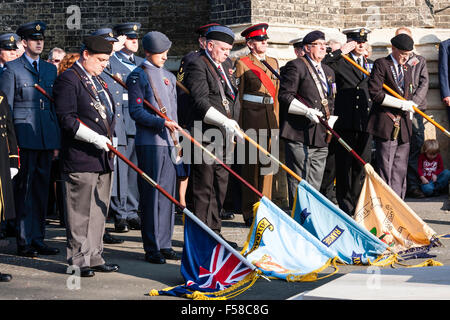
left=205, top=25, right=235, bottom=45
left=0, top=33, right=19, bottom=50
left=289, top=37, right=303, bottom=48
left=391, top=33, right=414, bottom=51
left=241, top=23, right=269, bottom=41
left=16, top=21, right=46, bottom=40
left=142, top=31, right=172, bottom=54
left=90, top=28, right=118, bottom=42
left=302, top=30, right=325, bottom=45
left=195, top=23, right=220, bottom=37
left=83, top=35, right=113, bottom=55
left=113, top=22, right=141, bottom=39
left=342, top=27, right=371, bottom=42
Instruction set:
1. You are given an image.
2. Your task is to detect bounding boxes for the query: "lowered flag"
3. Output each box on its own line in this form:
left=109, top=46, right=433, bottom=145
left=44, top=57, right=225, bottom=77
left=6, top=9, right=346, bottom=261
left=150, top=211, right=258, bottom=300
left=291, top=179, right=389, bottom=265
left=354, top=163, right=441, bottom=252
left=242, top=196, right=339, bottom=281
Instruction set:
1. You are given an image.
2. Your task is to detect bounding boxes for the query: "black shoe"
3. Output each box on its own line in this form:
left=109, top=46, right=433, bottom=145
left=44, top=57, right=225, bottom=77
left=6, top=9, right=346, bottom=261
left=160, top=248, right=181, bottom=260
left=91, top=263, right=119, bottom=273
left=218, top=234, right=238, bottom=249
left=33, top=244, right=60, bottom=255
left=220, top=210, right=235, bottom=221
left=103, top=232, right=124, bottom=244
left=145, top=252, right=166, bottom=264
left=408, top=188, right=425, bottom=199
left=80, top=267, right=95, bottom=277
left=17, top=246, right=38, bottom=258
left=0, top=272, right=12, bottom=282
left=114, top=219, right=129, bottom=233
left=127, top=217, right=141, bottom=230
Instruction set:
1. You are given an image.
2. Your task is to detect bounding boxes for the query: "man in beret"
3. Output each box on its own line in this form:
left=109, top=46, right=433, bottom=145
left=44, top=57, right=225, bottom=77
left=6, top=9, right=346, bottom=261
left=394, top=28, right=429, bottom=200
left=183, top=25, right=242, bottom=247
left=0, top=21, right=61, bottom=258
left=234, top=23, right=280, bottom=227
left=53, top=35, right=119, bottom=277
left=278, top=30, right=337, bottom=208
left=367, top=33, right=416, bottom=199
left=101, top=23, right=144, bottom=235
left=127, top=31, right=182, bottom=264
left=321, top=27, right=374, bottom=216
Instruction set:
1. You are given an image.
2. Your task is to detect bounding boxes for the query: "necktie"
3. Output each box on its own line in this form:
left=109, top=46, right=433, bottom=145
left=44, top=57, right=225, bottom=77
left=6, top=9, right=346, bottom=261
left=129, top=55, right=135, bottom=65
left=217, top=65, right=235, bottom=100
left=316, top=66, right=328, bottom=93
left=32, top=61, right=38, bottom=73
left=92, top=77, right=113, bottom=121
left=397, top=64, right=404, bottom=90
left=356, top=57, right=365, bottom=78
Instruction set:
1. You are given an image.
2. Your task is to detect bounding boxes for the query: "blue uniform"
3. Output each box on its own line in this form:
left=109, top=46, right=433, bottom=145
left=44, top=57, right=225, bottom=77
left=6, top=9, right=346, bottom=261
left=0, top=53, right=60, bottom=249
left=127, top=60, right=178, bottom=255
left=104, top=51, right=144, bottom=224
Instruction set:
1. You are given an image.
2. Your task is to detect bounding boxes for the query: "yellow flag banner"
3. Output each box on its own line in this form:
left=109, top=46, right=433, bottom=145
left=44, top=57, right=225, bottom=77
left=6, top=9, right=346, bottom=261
left=354, top=164, right=441, bottom=253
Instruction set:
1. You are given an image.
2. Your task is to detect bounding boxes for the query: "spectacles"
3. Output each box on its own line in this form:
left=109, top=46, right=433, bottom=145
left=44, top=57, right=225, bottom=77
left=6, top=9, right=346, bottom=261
left=309, top=42, right=327, bottom=47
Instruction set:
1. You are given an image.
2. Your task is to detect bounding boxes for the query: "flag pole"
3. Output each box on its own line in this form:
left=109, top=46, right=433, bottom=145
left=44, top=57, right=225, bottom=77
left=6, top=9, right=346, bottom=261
left=103, top=71, right=264, bottom=199
left=340, top=54, right=450, bottom=138
left=34, top=82, right=259, bottom=274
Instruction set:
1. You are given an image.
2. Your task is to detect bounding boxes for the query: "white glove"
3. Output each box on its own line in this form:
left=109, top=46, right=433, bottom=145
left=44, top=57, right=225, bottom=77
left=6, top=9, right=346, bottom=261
left=204, top=107, right=244, bottom=142
left=75, top=123, right=112, bottom=152
left=10, top=168, right=18, bottom=179
left=288, top=99, right=323, bottom=124
left=381, top=95, right=416, bottom=113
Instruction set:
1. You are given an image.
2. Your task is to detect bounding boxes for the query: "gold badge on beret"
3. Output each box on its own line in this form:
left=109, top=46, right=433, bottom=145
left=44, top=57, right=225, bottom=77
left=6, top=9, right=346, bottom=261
left=360, top=28, right=365, bottom=36
left=36, top=24, right=41, bottom=31
left=9, top=36, right=14, bottom=42
left=133, top=25, right=138, bottom=31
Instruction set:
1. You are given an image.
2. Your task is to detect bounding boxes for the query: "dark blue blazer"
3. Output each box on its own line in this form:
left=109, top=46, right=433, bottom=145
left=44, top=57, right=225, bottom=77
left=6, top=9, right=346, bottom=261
left=0, top=54, right=60, bottom=150
left=439, top=39, right=450, bottom=100
left=53, top=62, right=116, bottom=173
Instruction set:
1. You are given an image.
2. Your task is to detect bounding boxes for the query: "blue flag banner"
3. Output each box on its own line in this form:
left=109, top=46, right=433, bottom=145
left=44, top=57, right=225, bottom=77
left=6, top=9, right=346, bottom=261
left=150, top=212, right=259, bottom=300
left=242, top=196, right=339, bottom=281
left=291, top=180, right=388, bottom=265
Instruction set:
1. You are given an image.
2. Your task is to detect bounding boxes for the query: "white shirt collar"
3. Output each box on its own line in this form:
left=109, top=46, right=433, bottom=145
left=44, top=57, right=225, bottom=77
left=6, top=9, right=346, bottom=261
left=205, top=50, right=222, bottom=69
left=306, top=54, right=322, bottom=70
left=390, top=54, right=402, bottom=71
left=351, top=52, right=363, bottom=63
left=75, top=60, right=94, bottom=80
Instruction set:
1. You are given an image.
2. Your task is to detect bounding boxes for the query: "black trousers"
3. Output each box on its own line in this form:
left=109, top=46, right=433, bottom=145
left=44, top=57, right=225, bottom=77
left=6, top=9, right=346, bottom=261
left=335, top=130, right=372, bottom=216
left=191, top=161, right=229, bottom=234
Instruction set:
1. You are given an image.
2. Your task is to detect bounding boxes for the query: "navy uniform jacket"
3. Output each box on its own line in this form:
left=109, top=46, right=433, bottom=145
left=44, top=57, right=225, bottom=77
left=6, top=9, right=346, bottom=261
left=176, top=49, right=203, bottom=129
left=0, top=54, right=60, bottom=150
left=324, top=53, right=373, bottom=133
left=367, top=55, right=413, bottom=143
left=439, top=39, right=450, bottom=100
left=127, top=60, right=178, bottom=147
left=103, top=51, right=144, bottom=146
left=278, top=57, right=336, bottom=148
left=53, top=62, right=116, bottom=173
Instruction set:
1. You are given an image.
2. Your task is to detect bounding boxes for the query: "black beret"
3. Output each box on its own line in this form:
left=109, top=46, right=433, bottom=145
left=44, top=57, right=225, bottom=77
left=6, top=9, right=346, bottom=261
left=391, top=33, right=414, bottom=51
left=302, top=30, right=325, bottom=45
left=83, top=35, right=113, bottom=55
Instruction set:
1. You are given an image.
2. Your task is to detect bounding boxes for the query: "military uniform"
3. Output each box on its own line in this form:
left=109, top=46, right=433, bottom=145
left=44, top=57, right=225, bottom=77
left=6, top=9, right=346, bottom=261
left=0, top=33, right=19, bottom=77
left=323, top=28, right=374, bottom=215
left=102, top=23, right=144, bottom=231
left=184, top=26, right=241, bottom=240
left=0, top=22, right=60, bottom=256
left=234, top=23, right=280, bottom=224
left=127, top=31, right=179, bottom=264
left=53, top=36, right=118, bottom=275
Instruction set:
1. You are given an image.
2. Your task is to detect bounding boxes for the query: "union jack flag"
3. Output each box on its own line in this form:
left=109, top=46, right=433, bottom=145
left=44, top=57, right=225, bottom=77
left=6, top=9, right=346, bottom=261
left=188, top=243, right=252, bottom=290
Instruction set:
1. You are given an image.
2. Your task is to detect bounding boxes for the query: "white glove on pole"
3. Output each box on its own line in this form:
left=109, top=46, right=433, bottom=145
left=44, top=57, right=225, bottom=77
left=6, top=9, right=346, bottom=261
left=288, top=99, right=323, bottom=124
left=204, top=107, right=244, bottom=142
left=381, top=95, right=416, bottom=113
left=10, top=168, right=18, bottom=179
left=75, top=123, right=111, bottom=152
